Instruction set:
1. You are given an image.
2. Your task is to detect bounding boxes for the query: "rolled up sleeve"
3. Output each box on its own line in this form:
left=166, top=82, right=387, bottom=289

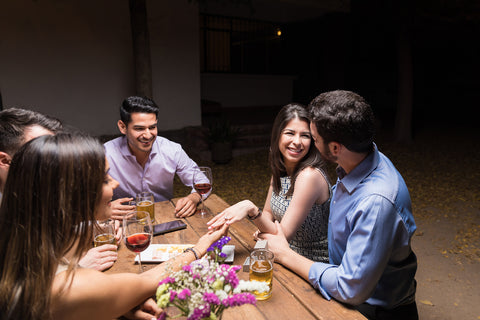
left=309, top=262, right=336, bottom=300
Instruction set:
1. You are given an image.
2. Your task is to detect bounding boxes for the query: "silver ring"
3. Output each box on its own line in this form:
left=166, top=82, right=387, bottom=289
left=224, top=216, right=229, bottom=220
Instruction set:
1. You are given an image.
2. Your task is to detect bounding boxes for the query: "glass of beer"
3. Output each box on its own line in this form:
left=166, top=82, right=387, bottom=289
left=93, top=219, right=116, bottom=249
left=136, top=192, right=155, bottom=223
left=249, top=249, right=274, bottom=300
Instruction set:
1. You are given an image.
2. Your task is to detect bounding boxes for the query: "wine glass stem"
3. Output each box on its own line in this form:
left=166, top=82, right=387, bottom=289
left=137, top=253, right=142, bottom=273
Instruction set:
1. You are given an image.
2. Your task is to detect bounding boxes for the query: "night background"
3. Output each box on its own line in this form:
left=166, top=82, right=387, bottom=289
left=198, top=0, right=479, bottom=138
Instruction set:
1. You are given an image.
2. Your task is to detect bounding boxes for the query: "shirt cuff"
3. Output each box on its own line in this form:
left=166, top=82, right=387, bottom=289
left=309, top=262, right=334, bottom=301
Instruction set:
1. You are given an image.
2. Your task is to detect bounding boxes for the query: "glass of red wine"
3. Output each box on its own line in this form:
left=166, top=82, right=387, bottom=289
left=193, top=166, right=213, bottom=217
left=123, top=210, right=153, bottom=273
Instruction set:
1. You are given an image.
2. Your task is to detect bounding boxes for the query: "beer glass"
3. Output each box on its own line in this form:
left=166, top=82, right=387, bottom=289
left=93, top=219, right=116, bottom=249
left=249, top=249, right=274, bottom=300
left=136, top=192, right=155, bottom=223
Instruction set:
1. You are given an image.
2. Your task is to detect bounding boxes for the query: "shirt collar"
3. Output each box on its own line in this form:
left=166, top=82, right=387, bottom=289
left=336, top=143, right=379, bottom=193
left=119, top=135, right=159, bottom=159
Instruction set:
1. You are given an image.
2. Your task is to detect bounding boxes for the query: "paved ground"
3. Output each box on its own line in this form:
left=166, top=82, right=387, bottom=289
left=413, top=202, right=480, bottom=320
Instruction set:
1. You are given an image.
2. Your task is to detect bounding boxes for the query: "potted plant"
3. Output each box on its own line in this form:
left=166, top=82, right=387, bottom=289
left=207, top=119, right=240, bottom=164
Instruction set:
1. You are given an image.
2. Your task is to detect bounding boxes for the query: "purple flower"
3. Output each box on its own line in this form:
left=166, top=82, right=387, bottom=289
left=207, top=236, right=231, bottom=253
left=229, top=265, right=241, bottom=272
left=169, top=291, right=177, bottom=302
left=187, top=305, right=211, bottom=320
left=225, top=271, right=239, bottom=288
left=216, top=264, right=241, bottom=288
left=157, top=311, right=167, bottom=320
left=222, top=293, right=256, bottom=307
left=182, top=264, right=192, bottom=272
left=203, top=292, right=220, bottom=305
left=178, top=288, right=191, bottom=300
left=158, top=276, right=175, bottom=285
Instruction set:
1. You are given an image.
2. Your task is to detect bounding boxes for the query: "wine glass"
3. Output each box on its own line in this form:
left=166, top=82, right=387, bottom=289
left=193, top=166, right=212, bottom=217
left=123, top=210, right=153, bottom=273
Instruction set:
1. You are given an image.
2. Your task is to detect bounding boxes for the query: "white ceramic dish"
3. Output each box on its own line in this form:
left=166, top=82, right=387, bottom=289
left=135, top=244, right=235, bottom=263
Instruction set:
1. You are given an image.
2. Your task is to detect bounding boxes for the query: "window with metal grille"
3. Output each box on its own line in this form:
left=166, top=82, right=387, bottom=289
left=200, top=14, right=284, bottom=74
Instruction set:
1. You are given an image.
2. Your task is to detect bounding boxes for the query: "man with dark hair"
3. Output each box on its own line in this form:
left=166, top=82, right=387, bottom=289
left=105, top=96, right=202, bottom=218
left=260, top=90, right=418, bottom=320
left=0, top=108, right=62, bottom=192
left=0, top=107, right=118, bottom=271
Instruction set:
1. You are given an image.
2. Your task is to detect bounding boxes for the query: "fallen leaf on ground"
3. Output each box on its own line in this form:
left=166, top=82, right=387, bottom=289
left=419, top=300, right=434, bottom=306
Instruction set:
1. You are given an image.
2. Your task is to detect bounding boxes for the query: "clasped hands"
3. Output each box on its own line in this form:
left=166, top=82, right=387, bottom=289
left=206, top=200, right=290, bottom=260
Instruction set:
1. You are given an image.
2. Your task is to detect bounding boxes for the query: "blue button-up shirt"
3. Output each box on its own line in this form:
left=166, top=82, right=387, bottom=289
left=104, top=136, right=199, bottom=202
left=308, top=144, right=417, bottom=308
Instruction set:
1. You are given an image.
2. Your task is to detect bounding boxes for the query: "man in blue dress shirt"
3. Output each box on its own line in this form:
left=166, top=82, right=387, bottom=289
left=261, top=90, right=418, bottom=319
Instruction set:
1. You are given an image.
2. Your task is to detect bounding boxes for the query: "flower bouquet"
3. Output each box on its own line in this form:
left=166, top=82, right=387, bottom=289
left=156, top=236, right=268, bottom=320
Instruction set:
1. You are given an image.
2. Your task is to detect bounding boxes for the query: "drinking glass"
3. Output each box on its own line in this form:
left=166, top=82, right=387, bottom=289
left=249, top=249, right=274, bottom=300
left=193, top=166, right=212, bottom=217
left=136, top=192, right=155, bottom=223
left=123, top=210, right=153, bottom=273
left=93, top=219, right=116, bottom=249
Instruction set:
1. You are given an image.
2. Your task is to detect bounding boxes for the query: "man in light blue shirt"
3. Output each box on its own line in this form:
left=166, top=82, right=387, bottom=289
left=261, top=90, right=418, bottom=319
left=105, top=96, right=202, bottom=218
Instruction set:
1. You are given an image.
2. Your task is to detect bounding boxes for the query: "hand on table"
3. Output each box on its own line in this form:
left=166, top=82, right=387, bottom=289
left=207, top=200, right=257, bottom=230
left=114, top=219, right=122, bottom=242
left=174, top=193, right=200, bottom=218
left=123, top=297, right=162, bottom=320
left=257, top=221, right=291, bottom=265
left=79, top=245, right=118, bottom=271
left=253, top=229, right=262, bottom=240
left=110, top=197, right=135, bottom=220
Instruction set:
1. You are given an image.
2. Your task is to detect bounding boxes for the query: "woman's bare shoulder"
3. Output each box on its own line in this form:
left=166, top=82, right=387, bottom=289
left=295, top=167, right=330, bottom=203
left=297, top=166, right=327, bottom=182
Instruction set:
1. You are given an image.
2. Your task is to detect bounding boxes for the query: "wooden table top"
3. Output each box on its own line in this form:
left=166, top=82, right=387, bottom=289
left=106, top=194, right=365, bottom=320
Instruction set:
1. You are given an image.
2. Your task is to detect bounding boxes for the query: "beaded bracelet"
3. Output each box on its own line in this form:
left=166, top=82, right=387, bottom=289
left=183, top=247, right=199, bottom=260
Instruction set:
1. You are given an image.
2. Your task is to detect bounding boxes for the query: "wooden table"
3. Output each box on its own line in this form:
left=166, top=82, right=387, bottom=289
left=107, top=194, right=366, bottom=320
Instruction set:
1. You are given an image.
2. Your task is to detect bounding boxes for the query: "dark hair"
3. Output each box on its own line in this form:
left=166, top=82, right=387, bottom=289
left=0, top=108, right=62, bottom=155
left=0, top=133, right=105, bottom=319
left=308, top=90, right=375, bottom=153
left=269, top=103, right=325, bottom=195
left=120, top=96, right=159, bottom=125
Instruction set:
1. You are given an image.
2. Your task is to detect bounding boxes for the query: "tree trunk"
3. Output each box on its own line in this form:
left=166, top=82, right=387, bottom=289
left=129, top=0, right=153, bottom=98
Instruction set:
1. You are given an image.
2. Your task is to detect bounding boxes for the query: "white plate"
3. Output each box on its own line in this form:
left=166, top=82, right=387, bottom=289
left=135, top=244, right=235, bottom=263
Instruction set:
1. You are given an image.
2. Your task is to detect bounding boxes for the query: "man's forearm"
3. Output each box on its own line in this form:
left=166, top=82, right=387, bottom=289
left=276, top=247, right=314, bottom=281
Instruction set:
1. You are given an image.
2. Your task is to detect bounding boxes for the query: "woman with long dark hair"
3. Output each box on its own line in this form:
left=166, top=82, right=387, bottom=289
left=0, top=133, right=227, bottom=320
left=208, top=103, right=330, bottom=262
